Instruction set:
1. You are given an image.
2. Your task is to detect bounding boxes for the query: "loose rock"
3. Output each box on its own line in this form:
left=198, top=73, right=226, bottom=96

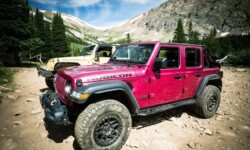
left=204, top=128, right=212, bottom=136
left=150, top=139, right=178, bottom=150
left=0, top=138, right=18, bottom=150
left=236, top=68, right=246, bottom=72
left=14, top=89, right=21, bottom=93
left=31, top=108, right=42, bottom=115
left=181, top=113, right=189, bottom=119
left=126, top=139, right=140, bottom=148
left=13, top=121, right=24, bottom=126
left=169, top=117, right=177, bottom=121
left=40, top=132, right=48, bottom=138
left=7, top=95, right=18, bottom=101
left=64, top=136, right=75, bottom=144
left=0, top=79, right=8, bottom=84
left=0, top=86, right=13, bottom=93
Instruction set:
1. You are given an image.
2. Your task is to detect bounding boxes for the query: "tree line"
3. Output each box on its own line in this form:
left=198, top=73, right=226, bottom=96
left=173, top=18, right=250, bottom=66
left=0, top=1, right=249, bottom=66
left=0, top=0, right=71, bottom=66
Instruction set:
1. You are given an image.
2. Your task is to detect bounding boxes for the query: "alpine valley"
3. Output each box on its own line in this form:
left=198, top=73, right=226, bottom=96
left=34, top=0, right=250, bottom=43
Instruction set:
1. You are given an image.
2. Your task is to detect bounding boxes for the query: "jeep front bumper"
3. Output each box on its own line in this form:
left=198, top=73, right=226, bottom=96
left=40, top=90, right=71, bottom=125
left=37, top=66, right=53, bottom=78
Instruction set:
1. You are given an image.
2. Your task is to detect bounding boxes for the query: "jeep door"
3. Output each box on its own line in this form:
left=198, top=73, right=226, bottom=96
left=149, top=46, right=184, bottom=105
left=182, top=47, right=203, bottom=99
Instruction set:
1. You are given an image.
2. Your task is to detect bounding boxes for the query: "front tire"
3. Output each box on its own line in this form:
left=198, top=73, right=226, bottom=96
left=75, top=100, right=131, bottom=150
left=195, top=85, right=221, bottom=118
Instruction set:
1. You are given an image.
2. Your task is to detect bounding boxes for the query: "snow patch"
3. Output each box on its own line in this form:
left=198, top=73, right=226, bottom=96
left=110, top=20, right=128, bottom=29
left=37, top=9, right=107, bottom=30
left=129, top=14, right=143, bottom=24
left=221, top=32, right=230, bottom=37
left=70, top=30, right=83, bottom=38
left=123, top=28, right=137, bottom=35
left=60, top=14, right=105, bottom=30
left=43, top=17, right=52, bottom=23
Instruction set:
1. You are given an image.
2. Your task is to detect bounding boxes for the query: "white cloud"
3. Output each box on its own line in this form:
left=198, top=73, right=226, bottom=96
left=85, top=2, right=112, bottom=27
left=33, top=0, right=57, bottom=5
left=64, top=0, right=101, bottom=7
left=32, top=0, right=101, bottom=7
left=73, top=8, right=81, bottom=19
left=122, top=0, right=167, bottom=4
left=124, top=0, right=148, bottom=4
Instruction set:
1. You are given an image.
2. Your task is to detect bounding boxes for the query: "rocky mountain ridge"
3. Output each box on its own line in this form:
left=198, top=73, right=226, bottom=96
left=100, top=0, right=250, bottom=42
left=36, top=0, right=250, bottom=43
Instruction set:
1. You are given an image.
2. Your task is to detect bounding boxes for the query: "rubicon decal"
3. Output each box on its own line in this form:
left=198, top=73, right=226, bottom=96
left=87, top=73, right=133, bottom=81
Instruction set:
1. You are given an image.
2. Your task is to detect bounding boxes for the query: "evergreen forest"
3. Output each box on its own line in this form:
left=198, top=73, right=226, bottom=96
left=0, top=0, right=249, bottom=66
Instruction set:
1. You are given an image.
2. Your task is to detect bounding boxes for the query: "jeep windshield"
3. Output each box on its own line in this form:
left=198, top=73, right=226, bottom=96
left=110, top=44, right=155, bottom=64
left=80, top=45, right=95, bottom=56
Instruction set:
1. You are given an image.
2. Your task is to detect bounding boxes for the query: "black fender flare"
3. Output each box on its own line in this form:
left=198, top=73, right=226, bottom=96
left=70, top=80, right=140, bottom=113
left=195, top=74, right=221, bottom=98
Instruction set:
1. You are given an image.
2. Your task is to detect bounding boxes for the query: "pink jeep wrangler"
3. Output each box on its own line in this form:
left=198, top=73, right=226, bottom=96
left=40, top=41, right=223, bottom=149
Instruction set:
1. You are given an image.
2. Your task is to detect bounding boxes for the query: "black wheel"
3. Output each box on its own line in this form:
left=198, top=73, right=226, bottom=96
left=195, top=85, right=221, bottom=118
left=75, top=100, right=131, bottom=150
left=45, top=77, right=54, bottom=90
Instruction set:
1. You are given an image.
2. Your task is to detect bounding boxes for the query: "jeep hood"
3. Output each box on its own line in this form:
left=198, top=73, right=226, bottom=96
left=52, top=56, right=92, bottom=63
left=58, top=63, right=138, bottom=83
left=47, top=56, right=92, bottom=71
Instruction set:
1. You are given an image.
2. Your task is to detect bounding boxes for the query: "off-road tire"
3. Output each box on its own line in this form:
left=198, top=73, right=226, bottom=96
left=45, top=77, right=54, bottom=90
left=75, top=100, right=131, bottom=150
left=195, top=85, right=221, bottom=118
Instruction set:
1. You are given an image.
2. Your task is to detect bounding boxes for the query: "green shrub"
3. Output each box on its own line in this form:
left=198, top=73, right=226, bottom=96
left=226, top=49, right=250, bottom=66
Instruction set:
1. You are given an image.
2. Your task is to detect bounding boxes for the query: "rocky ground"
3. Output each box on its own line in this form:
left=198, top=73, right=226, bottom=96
left=0, top=67, right=249, bottom=150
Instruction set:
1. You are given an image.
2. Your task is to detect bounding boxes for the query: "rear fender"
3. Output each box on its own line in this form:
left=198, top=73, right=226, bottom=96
left=195, top=74, right=222, bottom=98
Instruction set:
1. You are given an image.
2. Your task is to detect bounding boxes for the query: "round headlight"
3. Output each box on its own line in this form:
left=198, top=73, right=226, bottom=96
left=65, top=81, right=72, bottom=94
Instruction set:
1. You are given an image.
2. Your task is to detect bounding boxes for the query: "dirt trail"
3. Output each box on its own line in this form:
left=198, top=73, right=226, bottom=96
left=0, top=67, right=249, bottom=150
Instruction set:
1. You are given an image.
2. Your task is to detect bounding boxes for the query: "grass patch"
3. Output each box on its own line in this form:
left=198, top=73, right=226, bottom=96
left=0, top=67, right=17, bottom=84
left=20, top=61, right=45, bottom=67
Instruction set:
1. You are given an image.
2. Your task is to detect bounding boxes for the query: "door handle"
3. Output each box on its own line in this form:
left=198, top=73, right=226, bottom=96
left=174, top=75, right=182, bottom=79
left=195, top=73, right=202, bottom=77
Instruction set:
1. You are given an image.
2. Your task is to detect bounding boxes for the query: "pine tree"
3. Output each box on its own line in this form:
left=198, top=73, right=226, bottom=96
left=21, top=10, right=44, bottom=57
left=51, top=13, right=70, bottom=57
left=203, top=27, right=219, bottom=56
left=126, top=33, right=131, bottom=43
left=34, top=8, right=49, bottom=56
left=173, top=19, right=186, bottom=43
left=0, top=0, right=31, bottom=65
left=188, top=21, right=192, bottom=42
left=44, top=21, right=52, bottom=57
left=192, top=31, right=200, bottom=44
left=34, top=8, right=46, bottom=45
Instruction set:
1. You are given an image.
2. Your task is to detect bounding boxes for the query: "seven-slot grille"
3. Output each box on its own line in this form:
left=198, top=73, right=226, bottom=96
left=56, top=75, right=67, bottom=99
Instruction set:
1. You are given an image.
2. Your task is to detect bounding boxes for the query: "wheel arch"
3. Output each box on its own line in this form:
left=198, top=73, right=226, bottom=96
left=71, top=81, right=140, bottom=114
left=195, top=74, right=222, bottom=98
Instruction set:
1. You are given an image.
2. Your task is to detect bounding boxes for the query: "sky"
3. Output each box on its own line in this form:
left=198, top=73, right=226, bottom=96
left=29, top=0, right=166, bottom=28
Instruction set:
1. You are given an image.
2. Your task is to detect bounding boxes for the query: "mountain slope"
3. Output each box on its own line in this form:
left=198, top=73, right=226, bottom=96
left=35, top=0, right=250, bottom=43
left=32, top=8, right=103, bottom=44
left=99, top=0, right=250, bottom=42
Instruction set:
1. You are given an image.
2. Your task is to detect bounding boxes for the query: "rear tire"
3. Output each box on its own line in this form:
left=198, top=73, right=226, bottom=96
left=195, top=85, right=221, bottom=118
left=75, top=100, right=131, bottom=150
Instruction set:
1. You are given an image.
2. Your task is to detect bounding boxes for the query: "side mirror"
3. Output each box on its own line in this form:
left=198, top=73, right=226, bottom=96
left=153, top=58, right=167, bottom=71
